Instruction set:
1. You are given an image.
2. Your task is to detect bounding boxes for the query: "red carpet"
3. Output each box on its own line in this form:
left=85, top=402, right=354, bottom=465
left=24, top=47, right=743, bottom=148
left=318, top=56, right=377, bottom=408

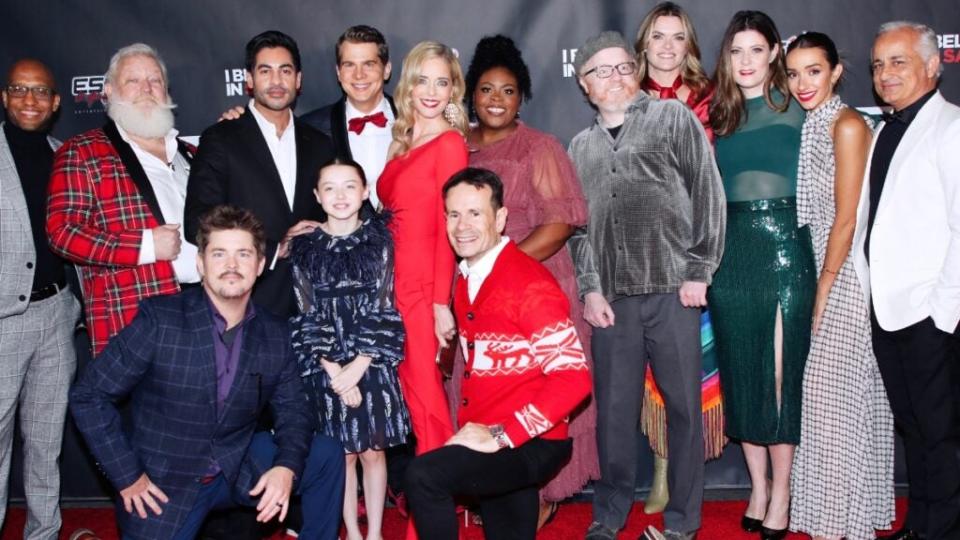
left=0, top=499, right=907, bottom=539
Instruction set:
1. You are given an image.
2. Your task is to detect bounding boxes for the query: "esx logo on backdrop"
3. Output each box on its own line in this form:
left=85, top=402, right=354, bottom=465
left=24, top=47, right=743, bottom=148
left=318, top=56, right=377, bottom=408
left=71, top=75, right=105, bottom=114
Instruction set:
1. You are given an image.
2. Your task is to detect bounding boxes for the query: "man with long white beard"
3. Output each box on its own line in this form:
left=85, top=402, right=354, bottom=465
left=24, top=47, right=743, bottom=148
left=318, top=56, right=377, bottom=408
left=46, top=43, right=198, bottom=356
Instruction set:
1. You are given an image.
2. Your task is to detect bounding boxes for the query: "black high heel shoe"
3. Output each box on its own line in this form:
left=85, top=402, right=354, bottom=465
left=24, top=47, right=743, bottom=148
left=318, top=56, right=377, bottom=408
left=740, top=515, right=763, bottom=533
left=759, top=525, right=788, bottom=540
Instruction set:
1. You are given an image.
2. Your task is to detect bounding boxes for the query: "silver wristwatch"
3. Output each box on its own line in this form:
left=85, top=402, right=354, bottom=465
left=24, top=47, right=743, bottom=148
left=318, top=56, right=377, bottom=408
left=488, top=424, right=510, bottom=449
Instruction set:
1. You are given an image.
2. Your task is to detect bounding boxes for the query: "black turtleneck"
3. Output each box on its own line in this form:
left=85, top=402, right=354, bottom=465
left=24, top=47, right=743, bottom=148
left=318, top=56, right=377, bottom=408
left=3, top=121, right=65, bottom=291
left=864, top=89, right=937, bottom=262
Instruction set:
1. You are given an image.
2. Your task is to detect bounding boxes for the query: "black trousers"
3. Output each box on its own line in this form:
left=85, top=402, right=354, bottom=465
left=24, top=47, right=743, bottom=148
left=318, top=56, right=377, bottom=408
left=405, top=438, right=571, bottom=540
left=872, top=313, right=960, bottom=539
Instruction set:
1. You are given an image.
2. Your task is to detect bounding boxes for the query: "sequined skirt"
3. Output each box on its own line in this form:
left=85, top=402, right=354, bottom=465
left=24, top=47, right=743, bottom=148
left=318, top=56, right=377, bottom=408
left=707, top=197, right=815, bottom=444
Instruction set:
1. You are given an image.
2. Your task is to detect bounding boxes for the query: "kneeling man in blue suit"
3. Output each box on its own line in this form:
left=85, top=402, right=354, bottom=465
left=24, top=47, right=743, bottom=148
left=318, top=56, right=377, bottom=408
left=70, top=205, right=345, bottom=540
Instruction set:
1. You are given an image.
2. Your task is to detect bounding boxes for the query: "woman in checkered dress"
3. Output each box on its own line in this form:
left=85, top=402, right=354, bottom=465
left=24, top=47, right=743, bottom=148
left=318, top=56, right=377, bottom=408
left=785, top=32, right=895, bottom=540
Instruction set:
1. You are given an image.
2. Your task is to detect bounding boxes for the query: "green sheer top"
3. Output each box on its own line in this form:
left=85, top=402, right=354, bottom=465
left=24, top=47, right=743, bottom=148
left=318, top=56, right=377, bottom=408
left=715, top=91, right=804, bottom=202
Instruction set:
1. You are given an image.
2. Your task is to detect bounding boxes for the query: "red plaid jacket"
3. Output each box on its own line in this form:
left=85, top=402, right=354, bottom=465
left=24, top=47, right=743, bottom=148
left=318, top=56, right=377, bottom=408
left=46, top=122, right=193, bottom=355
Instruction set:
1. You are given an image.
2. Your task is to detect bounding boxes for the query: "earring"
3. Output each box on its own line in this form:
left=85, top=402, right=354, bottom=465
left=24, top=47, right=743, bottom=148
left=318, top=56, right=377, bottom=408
left=444, top=103, right=462, bottom=126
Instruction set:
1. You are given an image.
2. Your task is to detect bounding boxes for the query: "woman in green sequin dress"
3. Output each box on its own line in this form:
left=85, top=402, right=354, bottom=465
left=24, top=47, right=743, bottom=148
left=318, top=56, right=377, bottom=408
left=708, top=11, right=815, bottom=538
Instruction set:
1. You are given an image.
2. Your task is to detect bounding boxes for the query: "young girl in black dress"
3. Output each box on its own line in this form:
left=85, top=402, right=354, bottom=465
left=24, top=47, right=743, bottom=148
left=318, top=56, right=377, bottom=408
left=289, top=158, right=408, bottom=540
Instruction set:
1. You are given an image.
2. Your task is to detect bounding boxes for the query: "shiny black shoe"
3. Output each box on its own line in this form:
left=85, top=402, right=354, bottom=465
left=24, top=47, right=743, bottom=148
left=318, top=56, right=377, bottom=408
left=740, top=515, right=763, bottom=533
left=877, top=527, right=926, bottom=540
left=759, top=525, right=788, bottom=540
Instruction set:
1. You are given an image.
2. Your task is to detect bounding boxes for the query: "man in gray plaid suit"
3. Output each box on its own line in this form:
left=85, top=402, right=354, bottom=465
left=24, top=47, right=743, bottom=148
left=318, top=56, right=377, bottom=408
left=0, top=59, right=81, bottom=539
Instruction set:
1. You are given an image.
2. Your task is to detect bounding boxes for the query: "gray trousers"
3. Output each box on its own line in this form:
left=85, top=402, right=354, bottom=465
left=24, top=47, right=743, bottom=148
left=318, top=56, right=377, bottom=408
left=591, top=293, right=704, bottom=533
left=0, top=288, right=79, bottom=540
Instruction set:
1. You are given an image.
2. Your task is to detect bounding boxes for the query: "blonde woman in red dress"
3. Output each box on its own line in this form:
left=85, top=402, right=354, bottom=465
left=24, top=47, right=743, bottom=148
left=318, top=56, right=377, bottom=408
left=376, top=39, right=468, bottom=485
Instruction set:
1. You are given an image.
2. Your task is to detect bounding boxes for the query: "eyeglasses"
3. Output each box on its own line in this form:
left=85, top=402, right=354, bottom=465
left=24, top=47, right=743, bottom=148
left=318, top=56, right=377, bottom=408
left=5, top=85, right=55, bottom=100
left=583, top=61, right=637, bottom=79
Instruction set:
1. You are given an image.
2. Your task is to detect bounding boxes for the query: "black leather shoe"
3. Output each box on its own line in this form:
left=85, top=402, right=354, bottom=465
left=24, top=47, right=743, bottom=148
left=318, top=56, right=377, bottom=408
left=877, top=527, right=926, bottom=540
left=740, top=515, right=763, bottom=532
left=759, top=525, right=787, bottom=540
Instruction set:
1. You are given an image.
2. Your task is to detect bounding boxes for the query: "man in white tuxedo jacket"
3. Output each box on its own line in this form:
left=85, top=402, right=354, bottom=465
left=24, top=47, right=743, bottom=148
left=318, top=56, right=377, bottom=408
left=853, top=21, right=960, bottom=540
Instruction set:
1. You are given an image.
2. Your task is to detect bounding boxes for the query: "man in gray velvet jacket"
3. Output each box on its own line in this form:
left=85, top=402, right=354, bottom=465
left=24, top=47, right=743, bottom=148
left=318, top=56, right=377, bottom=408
left=568, top=32, right=725, bottom=540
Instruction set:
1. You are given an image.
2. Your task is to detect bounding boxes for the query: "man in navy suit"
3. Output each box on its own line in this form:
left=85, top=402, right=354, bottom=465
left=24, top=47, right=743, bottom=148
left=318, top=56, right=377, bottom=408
left=70, top=205, right=344, bottom=540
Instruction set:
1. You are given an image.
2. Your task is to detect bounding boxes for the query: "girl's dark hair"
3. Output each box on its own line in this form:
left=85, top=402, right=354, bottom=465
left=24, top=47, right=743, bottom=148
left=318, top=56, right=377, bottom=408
left=786, top=31, right=844, bottom=90
left=317, top=156, right=376, bottom=221
left=787, top=31, right=839, bottom=68
left=710, top=10, right=790, bottom=137
left=319, top=156, right=367, bottom=186
left=464, top=35, right=532, bottom=121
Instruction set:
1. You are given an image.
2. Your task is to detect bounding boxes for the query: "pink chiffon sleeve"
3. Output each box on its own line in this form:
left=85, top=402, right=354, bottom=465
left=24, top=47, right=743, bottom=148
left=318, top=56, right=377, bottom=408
left=527, top=132, right=588, bottom=228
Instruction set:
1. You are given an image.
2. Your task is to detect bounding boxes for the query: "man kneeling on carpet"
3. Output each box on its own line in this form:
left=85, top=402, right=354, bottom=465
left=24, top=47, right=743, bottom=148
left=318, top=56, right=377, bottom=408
left=404, top=167, right=592, bottom=539
left=70, top=205, right=345, bottom=540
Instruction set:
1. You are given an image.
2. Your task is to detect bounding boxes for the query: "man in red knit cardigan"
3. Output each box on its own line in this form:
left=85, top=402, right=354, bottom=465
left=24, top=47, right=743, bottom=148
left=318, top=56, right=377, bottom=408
left=404, top=167, right=592, bottom=539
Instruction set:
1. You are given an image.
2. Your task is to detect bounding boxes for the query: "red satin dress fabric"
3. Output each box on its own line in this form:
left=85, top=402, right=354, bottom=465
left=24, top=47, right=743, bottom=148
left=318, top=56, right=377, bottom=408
left=377, top=130, right=468, bottom=458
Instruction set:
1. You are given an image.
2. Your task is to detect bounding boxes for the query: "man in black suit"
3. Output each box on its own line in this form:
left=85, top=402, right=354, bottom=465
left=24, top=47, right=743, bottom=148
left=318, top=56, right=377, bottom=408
left=185, top=30, right=334, bottom=319
left=300, top=25, right=395, bottom=207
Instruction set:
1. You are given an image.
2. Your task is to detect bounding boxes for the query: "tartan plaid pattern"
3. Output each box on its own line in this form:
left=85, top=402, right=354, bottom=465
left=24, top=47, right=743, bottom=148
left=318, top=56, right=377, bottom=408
left=46, top=127, right=181, bottom=355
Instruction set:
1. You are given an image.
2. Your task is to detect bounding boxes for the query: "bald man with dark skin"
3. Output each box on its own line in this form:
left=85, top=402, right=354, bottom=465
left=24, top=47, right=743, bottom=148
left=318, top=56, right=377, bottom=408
left=1, top=58, right=81, bottom=539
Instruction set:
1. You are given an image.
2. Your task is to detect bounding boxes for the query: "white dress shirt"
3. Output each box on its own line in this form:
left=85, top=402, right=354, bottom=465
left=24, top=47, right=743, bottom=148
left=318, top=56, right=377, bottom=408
left=457, top=237, right=511, bottom=303
left=248, top=98, right=297, bottom=210
left=122, top=125, right=200, bottom=284
left=345, top=97, right=394, bottom=208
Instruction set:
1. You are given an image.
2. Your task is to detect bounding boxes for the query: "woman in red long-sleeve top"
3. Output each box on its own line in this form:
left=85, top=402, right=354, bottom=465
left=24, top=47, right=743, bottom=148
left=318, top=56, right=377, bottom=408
left=377, top=41, right=469, bottom=462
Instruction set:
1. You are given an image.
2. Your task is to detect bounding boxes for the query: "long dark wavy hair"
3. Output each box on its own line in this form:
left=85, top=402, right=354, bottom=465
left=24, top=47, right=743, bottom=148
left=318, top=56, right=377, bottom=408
left=710, top=10, right=790, bottom=137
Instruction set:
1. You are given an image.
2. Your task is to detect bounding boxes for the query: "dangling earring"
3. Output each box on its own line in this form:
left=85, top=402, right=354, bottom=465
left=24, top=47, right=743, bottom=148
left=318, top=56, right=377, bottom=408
left=444, top=103, right=462, bottom=126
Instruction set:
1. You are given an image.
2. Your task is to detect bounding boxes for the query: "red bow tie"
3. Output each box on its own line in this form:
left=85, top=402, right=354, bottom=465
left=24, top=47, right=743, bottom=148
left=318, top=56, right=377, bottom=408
left=348, top=112, right=388, bottom=134
left=642, top=76, right=683, bottom=100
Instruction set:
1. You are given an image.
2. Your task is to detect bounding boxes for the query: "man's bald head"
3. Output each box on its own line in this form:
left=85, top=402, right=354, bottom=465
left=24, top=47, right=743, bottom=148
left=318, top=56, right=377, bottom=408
left=6, top=59, right=55, bottom=87
left=2, top=58, right=60, bottom=132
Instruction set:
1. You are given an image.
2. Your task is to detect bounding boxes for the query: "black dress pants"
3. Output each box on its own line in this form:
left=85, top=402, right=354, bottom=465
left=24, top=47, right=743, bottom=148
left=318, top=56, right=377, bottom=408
left=872, top=313, right=960, bottom=539
left=405, top=438, right=571, bottom=540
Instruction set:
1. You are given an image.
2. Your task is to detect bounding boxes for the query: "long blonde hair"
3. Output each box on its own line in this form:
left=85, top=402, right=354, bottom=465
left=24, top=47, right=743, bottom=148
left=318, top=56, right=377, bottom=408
left=392, top=41, right=468, bottom=153
left=634, top=2, right=710, bottom=97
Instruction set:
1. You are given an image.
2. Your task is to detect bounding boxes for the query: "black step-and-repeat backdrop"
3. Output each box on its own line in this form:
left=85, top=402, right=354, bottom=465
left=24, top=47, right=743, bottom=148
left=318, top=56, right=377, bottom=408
left=3, top=0, right=958, bottom=501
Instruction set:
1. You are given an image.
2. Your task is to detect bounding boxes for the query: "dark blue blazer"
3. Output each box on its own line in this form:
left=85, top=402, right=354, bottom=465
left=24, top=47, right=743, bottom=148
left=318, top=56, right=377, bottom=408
left=70, top=287, right=313, bottom=539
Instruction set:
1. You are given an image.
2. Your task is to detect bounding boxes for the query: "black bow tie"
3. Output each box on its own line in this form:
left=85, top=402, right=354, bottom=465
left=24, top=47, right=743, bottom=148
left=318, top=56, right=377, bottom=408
left=882, top=109, right=907, bottom=124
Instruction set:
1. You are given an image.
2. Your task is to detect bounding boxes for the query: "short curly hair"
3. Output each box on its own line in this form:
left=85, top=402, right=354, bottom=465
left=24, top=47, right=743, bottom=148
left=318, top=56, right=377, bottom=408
left=464, top=35, right=532, bottom=121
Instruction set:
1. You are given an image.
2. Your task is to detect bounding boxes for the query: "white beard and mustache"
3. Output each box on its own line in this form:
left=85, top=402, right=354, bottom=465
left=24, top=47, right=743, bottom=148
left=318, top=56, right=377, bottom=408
left=107, top=95, right=177, bottom=139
